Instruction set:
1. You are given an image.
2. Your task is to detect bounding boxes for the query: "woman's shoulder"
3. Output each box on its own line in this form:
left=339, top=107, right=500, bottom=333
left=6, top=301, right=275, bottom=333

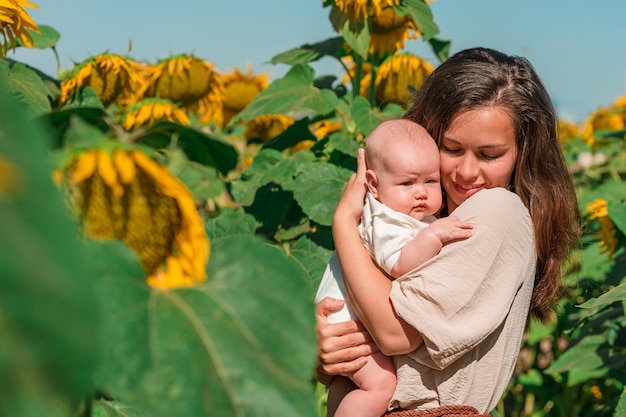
left=452, top=187, right=530, bottom=227
left=459, top=187, right=525, bottom=210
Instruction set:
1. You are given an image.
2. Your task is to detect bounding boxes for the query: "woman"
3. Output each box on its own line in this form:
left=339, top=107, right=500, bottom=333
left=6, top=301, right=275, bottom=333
left=316, top=47, right=581, bottom=415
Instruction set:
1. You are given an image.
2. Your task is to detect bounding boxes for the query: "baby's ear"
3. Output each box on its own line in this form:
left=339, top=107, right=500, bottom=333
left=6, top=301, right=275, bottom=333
left=365, top=170, right=379, bottom=198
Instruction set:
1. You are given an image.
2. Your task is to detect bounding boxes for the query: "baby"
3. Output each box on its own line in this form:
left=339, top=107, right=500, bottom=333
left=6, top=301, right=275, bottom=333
left=315, top=118, right=473, bottom=417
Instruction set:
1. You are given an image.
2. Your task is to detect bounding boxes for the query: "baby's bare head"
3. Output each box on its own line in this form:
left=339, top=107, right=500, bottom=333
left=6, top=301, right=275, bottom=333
left=365, top=118, right=438, bottom=173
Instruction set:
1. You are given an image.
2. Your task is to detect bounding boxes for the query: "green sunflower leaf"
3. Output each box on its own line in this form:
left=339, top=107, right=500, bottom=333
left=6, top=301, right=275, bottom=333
left=340, top=22, right=370, bottom=59
left=545, top=335, right=607, bottom=382
left=570, top=244, right=625, bottom=307
left=205, top=210, right=257, bottom=241
left=326, top=4, right=370, bottom=59
left=293, top=161, right=352, bottom=226
left=41, top=106, right=111, bottom=149
left=92, top=400, right=153, bottom=417
left=578, top=282, right=626, bottom=310
left=231, top=149, right=285, bottom=205
left=608, top=198, right=626, bottom=236
left=60, top=86, right=105, bottom=110
left=100, top=235, right=318, bottom=417
left=0, top=80, right=99, bottom=416
left=262, top=118, right=318, bottom=151
left=166, top=151, right=225, bottom=200
left=287, top=235, right=334, bottom=292
left=351, top=95, right=385, bottom=136
left=16, top=25, right=61, bottom=49
left=231, top=149, right=316, bottom=206
left=2, top=61, right=51, bottom=116
left=91, top=241, right=150, bottom=403
left=231, top=64, right=339, bottom=124
left=326, top=130, right=360, bottom=160
left=394, top=0, right=439, bottom=41
left=428, top=37, right=452, bottom=63
left=349, top=96, right=405, bottom=137
left=63, top=114, right=114, bottom=148
left=137, top=121, right=239, bottom=175
left=270, top=37, right=345, bottom=66
left=615, top=389, right=626, bottom=417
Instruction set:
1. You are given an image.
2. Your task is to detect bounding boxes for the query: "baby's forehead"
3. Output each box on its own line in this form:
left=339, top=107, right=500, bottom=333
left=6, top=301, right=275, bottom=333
left=366, top=120, right=436, bottom=163
left=370, top=130, right=435, bottom=154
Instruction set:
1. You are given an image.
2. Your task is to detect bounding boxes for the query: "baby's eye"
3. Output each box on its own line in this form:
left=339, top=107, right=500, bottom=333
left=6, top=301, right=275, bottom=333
left=401, top=181, right=413, bottom=187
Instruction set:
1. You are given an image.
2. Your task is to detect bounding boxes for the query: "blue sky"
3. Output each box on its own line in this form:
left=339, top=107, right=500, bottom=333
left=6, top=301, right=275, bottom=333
left=11, top=0, right=626, bottom=123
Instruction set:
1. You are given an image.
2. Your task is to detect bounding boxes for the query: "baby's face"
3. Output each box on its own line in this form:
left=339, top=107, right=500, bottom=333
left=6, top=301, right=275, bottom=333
left=373, top=140, right=442, bottom=220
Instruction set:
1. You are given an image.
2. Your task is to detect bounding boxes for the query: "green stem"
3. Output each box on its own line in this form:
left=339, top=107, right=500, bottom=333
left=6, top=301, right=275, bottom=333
left=52, top=46, right=61, bottom=77
left=369, top=54, right=378, bottom=107
left=353, top=54, right=363, bottom=99
left=338, top=57, right=353, bottom=87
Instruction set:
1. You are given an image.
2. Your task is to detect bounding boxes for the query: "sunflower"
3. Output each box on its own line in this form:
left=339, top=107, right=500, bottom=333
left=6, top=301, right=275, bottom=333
left=288, top=140, right=315, bottom=154
left=557, top=120, right=581, bottom=143
left=586, top=198, right=618, bottom=260
left=612, top=95, right=626, bottom=110
left=222, top=65, right=269, bottom=125
left=333, top=0, right=400, bottom=20
left=581, top=107, right=625, bottom=147
left=311, top=119, right=343, bottom=140
left=143, top=54, right=223, bottom=108
left=184, top=86, right=225, bottom=127
left=59, top=53, right=146, bottom=107
left=331, top=0, right=429, bottom=56
left=348, top=53, right=433, bottom=106
left=121, top=98, right=191, bottom=131
left=59, top=148, right=209, bottom=289
left=612, top=95, right=626, bottom=127
left=590, top=385, right=603, bottom=401
left=0, top=0, right=39, bottom=56
left=245, top=114, right=295, bottom=142
left=369, top=7, right=419, bottom=57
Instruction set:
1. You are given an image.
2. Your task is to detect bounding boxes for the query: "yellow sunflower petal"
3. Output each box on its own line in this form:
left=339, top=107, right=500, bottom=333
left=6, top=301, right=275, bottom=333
left=0, top=0, right=40, bottom=56
left=112, top=149, right=136, bottom=184
left=148, top=256, right=189, bottom=289
left=96, top=150, right=123, bottom=198
left=70, top=150, right=97, bottom=184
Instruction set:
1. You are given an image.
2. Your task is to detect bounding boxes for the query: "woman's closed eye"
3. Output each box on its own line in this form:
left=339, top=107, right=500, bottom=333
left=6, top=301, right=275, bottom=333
left=480, top=152, right=504, bottom=161
left=442, top=146, right=503, bottom=161
left=441, top=146, right=461, bottom=155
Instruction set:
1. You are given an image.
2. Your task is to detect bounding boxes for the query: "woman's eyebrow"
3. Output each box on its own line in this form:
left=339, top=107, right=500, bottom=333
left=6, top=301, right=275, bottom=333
left=479, top=143, right=510, bottom=149
left=441, top=137, right=510, bottom=149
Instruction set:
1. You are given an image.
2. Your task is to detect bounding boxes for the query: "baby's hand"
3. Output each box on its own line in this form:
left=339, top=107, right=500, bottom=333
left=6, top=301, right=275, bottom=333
left=428, top=216, right=474, bottom=244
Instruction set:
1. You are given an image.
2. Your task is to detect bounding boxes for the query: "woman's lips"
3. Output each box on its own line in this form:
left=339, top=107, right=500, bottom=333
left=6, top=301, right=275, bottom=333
left=453, top=183, right=483, bottom=198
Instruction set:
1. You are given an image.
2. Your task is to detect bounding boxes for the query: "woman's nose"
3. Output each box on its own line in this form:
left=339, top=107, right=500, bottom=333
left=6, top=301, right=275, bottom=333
left=457, top=155, right=479, bottom=180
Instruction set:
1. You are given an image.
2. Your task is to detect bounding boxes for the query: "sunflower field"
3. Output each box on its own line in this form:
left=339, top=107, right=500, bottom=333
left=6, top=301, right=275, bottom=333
left=1, top=1, right=625, bottom=416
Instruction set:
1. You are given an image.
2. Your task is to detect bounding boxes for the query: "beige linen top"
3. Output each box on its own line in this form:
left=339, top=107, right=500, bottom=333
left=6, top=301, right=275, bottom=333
left=389, top=187, right=536, bottom=413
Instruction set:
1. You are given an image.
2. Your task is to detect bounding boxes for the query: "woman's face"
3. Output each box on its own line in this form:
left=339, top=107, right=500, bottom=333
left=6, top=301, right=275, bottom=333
left=439, top=107, right=518, bottom=213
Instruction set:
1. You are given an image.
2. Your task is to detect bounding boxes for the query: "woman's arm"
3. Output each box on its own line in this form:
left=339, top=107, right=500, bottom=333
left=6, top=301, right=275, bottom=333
left=332, top=148, right=423, bottom=356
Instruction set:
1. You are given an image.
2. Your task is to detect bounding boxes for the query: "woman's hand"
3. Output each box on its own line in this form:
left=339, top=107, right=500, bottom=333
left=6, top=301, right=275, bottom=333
left=315, top=297, right=378, bottom=384
left=333, top=148, right=368, bottom=227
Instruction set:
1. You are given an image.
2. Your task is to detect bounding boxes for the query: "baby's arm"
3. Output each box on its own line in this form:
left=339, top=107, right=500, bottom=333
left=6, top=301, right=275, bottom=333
left=391, top=216, right=473, bottom=278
